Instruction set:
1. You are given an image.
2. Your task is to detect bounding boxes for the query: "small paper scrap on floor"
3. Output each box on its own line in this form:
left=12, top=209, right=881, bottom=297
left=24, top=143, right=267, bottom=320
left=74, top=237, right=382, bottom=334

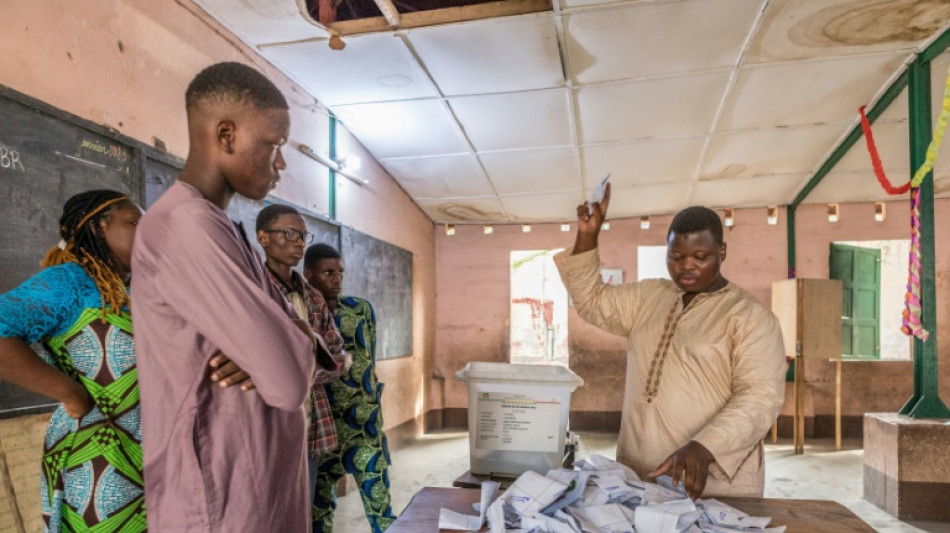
left=437, top=454, right=786, bottom=533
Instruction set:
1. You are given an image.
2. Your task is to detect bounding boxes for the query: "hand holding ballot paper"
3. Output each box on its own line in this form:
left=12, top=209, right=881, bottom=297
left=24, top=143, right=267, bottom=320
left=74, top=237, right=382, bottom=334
left=587, top=173, right=611, bottom=216
left=574, top=174, right=611, bottom=253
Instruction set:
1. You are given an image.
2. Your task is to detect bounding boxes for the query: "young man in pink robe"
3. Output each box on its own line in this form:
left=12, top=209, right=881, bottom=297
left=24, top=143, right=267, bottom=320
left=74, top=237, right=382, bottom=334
left=131, top=62, right=329, bottom=532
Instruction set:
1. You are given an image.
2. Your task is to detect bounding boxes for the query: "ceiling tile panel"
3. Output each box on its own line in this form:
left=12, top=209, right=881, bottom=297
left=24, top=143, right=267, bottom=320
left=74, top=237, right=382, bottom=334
left=262, top=34, right=439, bottom=106
left=745, top=0, right=939, bottom=64
left=701, top=124, right=847, bottom=179
left=334, top=100, right=469, bottom=159
left=582, top=137, right=706, bottom=188
left=720, top=53, right=909, bottom=130
left=607, top=183, right=693, bottom=218
left=805, top=171, right=898, bottom=204
left=876, top=87, right=909, bottom=122
left=415, top=197, right=509, bottom=223
left=690, top=173, right=807, bottom=207
left=499, top=191, right=585, bottom=222
left=193, top=0, right=326, bottom=45
left=480, top=148, right=579, bottom=195
left=834, top=120, right=909, bottom=173
left=565, top=0, right=762, bottom=84
left=405, top=15, right=564, bottom=96
left=449, top=89, right=573, bottom=151
left=381, top=155, right=494, bottom=199
left=577, top=72, right=731, bottom=143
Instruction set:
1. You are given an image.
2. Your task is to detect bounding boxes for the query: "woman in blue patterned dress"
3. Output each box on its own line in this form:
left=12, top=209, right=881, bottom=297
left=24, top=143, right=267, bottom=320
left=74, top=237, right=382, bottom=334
left=0, top=190, right=147, bottom=532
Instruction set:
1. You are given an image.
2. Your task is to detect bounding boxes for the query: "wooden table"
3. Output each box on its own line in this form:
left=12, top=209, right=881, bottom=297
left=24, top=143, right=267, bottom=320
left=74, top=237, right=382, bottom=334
left=388, top=487, right=876, bottom=533
left=452, top=470, right=514, bottom=490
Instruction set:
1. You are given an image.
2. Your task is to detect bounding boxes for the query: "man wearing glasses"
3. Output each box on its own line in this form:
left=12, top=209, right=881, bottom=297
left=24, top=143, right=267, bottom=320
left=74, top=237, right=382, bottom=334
left=255, top=204, right=351, bottom=503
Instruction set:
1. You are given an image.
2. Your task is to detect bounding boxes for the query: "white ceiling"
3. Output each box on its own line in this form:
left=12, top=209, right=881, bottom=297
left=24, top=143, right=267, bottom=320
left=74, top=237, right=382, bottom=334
left=194, top=0, right=950, bottom=223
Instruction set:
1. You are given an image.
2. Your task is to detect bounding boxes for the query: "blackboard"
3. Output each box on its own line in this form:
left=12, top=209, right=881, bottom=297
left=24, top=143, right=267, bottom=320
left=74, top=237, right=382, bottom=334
left=143, top=149, right=183, bottom=209
left=0, top=87, right=141, bottom=417
left=340, top=227, right=413, bottom=360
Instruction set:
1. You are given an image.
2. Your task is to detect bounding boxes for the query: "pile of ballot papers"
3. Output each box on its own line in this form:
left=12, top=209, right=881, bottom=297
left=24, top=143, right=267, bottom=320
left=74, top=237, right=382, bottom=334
left=438, top=454, right=785, bottom=533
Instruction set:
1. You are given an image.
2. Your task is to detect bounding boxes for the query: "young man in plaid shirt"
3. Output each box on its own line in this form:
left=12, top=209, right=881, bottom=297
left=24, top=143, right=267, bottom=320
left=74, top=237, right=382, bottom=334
left=255, top=204, right=351, bottom=497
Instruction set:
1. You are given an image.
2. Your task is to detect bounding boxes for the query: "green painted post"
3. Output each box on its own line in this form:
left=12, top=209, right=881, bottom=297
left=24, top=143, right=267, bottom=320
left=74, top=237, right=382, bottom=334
left=899, top=60, right=950, bottom=419
left=328, top=114, right=337, bottom=221
left=786, top=205, right=796, bottom=279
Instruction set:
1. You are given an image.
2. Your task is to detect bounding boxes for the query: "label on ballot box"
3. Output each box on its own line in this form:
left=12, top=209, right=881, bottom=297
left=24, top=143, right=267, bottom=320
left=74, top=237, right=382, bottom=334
left=475, top=391, right=561, bottom=453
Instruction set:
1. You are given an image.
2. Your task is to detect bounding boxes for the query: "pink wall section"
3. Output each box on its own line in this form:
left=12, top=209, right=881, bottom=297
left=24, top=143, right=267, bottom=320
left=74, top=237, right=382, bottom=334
left=793, top=201, right=950, bottom=420
left=0, top=1, right=435, bottom=432
left=433, top=210, right=788, bottom=415
left=434, top=201, right=950, bottom=429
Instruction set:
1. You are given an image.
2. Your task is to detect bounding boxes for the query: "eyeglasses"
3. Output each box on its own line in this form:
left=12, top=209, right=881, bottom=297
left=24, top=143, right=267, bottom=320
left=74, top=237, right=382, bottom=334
left=263, top=228, right=314, bottom=243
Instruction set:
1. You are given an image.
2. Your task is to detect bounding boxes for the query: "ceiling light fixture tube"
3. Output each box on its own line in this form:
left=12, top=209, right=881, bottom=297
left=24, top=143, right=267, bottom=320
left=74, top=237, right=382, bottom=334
left=298, top=144, right=369, bottom=186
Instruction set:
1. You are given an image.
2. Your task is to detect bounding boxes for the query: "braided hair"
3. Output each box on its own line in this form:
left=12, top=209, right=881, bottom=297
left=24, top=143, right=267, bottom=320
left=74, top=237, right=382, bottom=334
left=41, top=189, right=132, bottom=317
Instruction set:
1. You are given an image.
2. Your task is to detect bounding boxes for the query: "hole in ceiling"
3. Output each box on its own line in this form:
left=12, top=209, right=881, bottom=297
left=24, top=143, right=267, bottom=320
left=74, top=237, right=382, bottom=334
left=305, top=0, right=551, bottom=34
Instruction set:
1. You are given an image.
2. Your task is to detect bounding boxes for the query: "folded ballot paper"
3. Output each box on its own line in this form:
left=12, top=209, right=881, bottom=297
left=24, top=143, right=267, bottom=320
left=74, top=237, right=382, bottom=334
left=437, top=454, right=785, bottom=533
left=586, top=173, right=610, bottom=215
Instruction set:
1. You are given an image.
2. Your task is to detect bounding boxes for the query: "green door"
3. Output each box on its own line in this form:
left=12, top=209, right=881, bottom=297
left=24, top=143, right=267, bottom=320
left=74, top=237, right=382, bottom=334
left=829, top=244, right=881, bottom=359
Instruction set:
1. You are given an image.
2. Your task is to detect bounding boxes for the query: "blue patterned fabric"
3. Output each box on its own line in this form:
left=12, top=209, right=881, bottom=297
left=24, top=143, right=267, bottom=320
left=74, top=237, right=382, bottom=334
left=63, top=462, right=93, bottom=515
left=0, top=264, right=145, bottom=532
left=314, top=296, right=395, bottom=533
left=94, top=466, right=144, bottom=520
left=0, top=263, right=98, bottom=344
left=106, top=325, right=136, bottom=377
left=64, top=328, right=104, bottom=377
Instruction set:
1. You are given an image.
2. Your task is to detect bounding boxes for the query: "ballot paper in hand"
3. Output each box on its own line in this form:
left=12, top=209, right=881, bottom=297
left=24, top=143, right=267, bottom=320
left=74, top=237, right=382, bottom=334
left=587, top=173, right=611, bottom=215
left=438, top=480, right=500, bottom=530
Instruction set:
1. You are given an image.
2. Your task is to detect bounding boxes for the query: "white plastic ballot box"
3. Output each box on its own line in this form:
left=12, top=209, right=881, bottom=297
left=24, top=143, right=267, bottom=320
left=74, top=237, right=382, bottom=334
left=455, top=362, right=584, bottom=476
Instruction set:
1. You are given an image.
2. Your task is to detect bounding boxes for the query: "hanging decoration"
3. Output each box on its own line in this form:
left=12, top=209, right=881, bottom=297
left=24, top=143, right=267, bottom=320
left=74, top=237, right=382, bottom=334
left=862, top=65, right=950, bottom=342
left=901, top=187, right=928, bottom=341
left=859, top=105, right=910, bottom=195
left=901, top=66, right=950, bottom=341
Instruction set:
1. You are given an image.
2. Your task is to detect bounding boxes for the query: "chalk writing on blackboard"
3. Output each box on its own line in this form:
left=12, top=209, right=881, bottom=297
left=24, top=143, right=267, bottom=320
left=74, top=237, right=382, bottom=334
left=76, top=138, right=129, bottom=163
left=54, top=151, right=106, bottom=169
left=0, top=143, right=25, bottom=172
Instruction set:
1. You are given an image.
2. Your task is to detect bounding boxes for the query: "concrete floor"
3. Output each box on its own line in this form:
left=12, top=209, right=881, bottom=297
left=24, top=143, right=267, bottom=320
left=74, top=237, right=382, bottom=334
left=333, top=432, right=950, bottom=532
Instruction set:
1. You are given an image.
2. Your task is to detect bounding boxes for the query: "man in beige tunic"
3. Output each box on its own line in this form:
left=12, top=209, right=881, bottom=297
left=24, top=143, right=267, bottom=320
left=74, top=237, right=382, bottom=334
left=555, top=185, right=786, bottom=499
